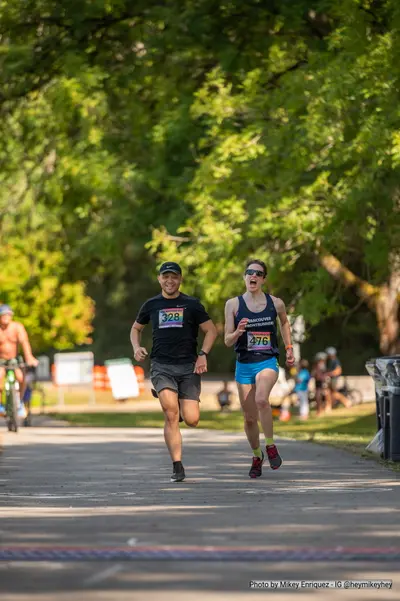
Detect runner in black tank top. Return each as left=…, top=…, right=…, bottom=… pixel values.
left=234, top=293, right=279, bottom=364
left=224, top=259, right=295, bottom=478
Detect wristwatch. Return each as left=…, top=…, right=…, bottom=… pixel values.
left=198, top=350, right=208, bottom=357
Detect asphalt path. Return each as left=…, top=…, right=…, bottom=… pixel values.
left=1, top=422, right=399, bottom=600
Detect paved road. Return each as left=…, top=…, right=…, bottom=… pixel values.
left=0, top=422, right=399, bottom=600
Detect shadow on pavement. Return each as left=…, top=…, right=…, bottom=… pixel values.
left=1, top=428, right=399, bottom=597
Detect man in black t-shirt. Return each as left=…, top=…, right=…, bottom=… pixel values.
left=130, top=261, right=217, bottom=482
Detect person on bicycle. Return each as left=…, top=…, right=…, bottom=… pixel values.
left=0, top=305, right=39, bottom=416
left=325, top=347, right=352, bottom=410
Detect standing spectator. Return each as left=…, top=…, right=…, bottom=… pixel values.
left=325, top=347, right=352, bottom=410
left=295, top=359, right=311, bottom=420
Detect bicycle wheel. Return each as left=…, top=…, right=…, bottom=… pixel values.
left=7, top=387, right=20, bottom=432
left=348, top=388, right=363, bottom=406
left=5, top=390, right=12, bottom=431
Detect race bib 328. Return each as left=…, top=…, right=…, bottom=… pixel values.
left=159, top=308, right=184, bottom=328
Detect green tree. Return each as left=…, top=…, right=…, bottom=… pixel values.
left=1, top=0, right=399, bottom=363
left=150, top=2, right=400, bottom=355
left=0, top=211, right=94, bottom=350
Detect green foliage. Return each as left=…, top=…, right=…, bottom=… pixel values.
left=0, top=219, right=94, bottom=350
left=149, top=1, right=399, bottom=350
left=1, top=0, right=398, bottom=363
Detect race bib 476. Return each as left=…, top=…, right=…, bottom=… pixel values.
left=247, top=331, right=271, bottom=351
left=159, top=308, right=184, bottom=328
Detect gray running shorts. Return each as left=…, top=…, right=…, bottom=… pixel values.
left=150, top=361, right=201, bottom=401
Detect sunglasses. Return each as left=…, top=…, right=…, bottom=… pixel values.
left=245, top=269, right=265, bottom=277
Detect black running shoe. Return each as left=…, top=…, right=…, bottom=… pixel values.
left=249, top=452, right=264, bottom=478
left=171, top=462, right=185, bottom=482
left=266, top=444, right=282, bottom=470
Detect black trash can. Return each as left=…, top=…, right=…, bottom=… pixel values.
left=376, top=356, right=400, bottom=462
left=365, top=358, right=385, bottom=434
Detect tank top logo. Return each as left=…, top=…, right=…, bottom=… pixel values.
left=159, top=307, right=184, bottom=328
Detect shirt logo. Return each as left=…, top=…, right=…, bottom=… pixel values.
left=159, top=308, right=184, bottom=328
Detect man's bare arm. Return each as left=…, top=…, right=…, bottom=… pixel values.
left=130, top=322, right=148, bottom=362
left=17, top=324, right=38, bottom=366
left=198, top=319, right=218, bottom=354
left=193, top=319, right=218, bottom=375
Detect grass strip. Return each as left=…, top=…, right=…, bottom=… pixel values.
left=48, top=403, right=399, bottom=471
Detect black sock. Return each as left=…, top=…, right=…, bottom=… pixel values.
left=173, top=461, right=182, bottom=469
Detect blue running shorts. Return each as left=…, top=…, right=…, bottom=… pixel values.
left=235, top=357, right=279, bottom=384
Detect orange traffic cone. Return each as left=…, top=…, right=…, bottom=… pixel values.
left=93, top=366, right=105, bottom=391
left=134, top=366, right=145, bottom=393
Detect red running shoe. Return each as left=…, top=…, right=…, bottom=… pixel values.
left=249, top=452, right=264, bottom=478
left=266, top=444, right=282, bottom=470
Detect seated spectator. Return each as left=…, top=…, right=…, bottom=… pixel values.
left=216, top=381, right=233, bottom=412
left=312, top=352, right=328, bottom=416
left=325, top=347, right=352, bottom=410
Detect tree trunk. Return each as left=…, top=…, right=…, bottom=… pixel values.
left=320, top=253, right=400, bottom=356
left=376, top=286, right=400, bottom=355
left=376, top=254, right=400, bottom=355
